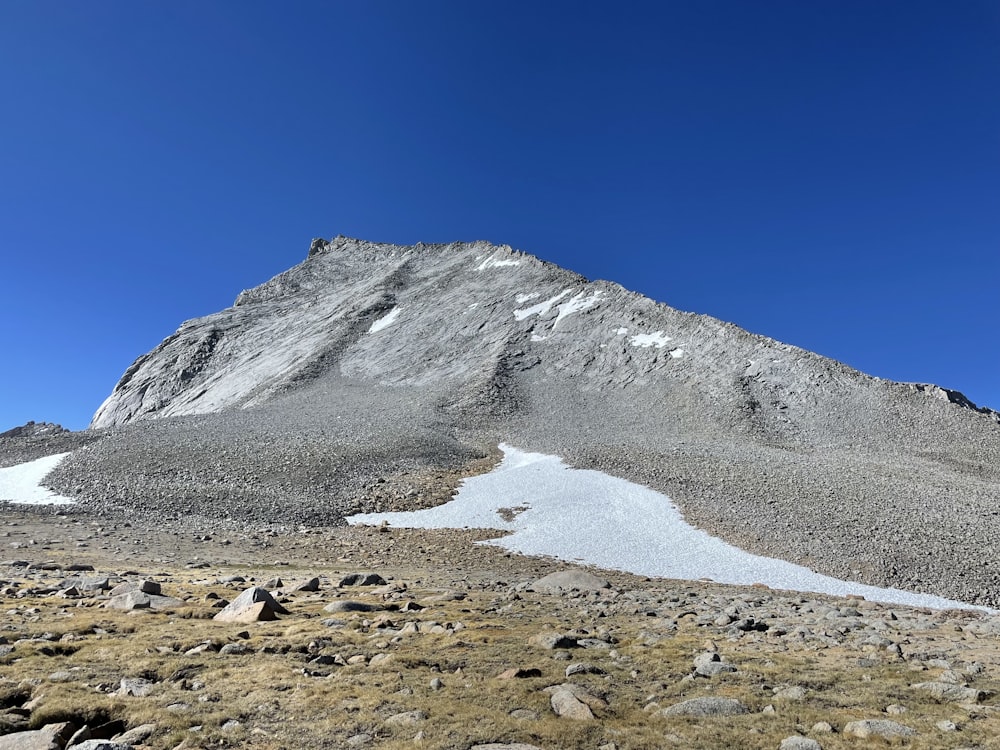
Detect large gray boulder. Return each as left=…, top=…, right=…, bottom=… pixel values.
left=213, top=586, right=289, bottom=623
left=658, top=697, right=749, bottom=717
left=529, top=570, right=610, bottom=594
left=843, top=719, right=916, bottom=739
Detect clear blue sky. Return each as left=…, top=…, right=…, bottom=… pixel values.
left=2, top=2, right=998, bottom=431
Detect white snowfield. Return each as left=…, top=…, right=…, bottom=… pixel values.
left=0, top=453, right=75, bottom=505
left=349, top=444, right=988, bottom=612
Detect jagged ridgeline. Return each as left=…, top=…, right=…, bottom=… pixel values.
left=50, top=237, right=1000, bottom=606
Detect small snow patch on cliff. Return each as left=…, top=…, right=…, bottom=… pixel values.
left=369, top=307, right=401, bottom=333
left=514, top=290, right=570, bottom=321
left=630, top=331, right=671, bottom=348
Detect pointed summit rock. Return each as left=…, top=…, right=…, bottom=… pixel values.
left=214, top=586, right=290, bottom=623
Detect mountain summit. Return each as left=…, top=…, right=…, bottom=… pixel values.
left=52, top=237, right=1000, bottom=605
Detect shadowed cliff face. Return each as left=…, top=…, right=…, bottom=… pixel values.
left=67, top=236, right=1000, bottom=606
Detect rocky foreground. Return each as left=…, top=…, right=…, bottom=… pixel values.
left=2, top=511, right=1000, bottom=750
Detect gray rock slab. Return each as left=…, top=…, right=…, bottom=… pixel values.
left=843, top=719, right=916, bottom=739
left=529, top=570, right=611, bottom=594
left=779, top=737, right=822, bottom=750
left=658, top=697, right=749, bottom=717
left=0, top=722, right=74, bottom=750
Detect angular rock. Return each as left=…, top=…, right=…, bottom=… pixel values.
left=693, top=652, right=737, bottom=677
left=544, top=682, right=607, bottom=717
left=107, top=591, right=151, bottom=610
left=529, top=632, right=578, bottom=650
left=117, top=677, right=154, bottom=697
left=549, top=687, right=595, bottom=720
left=0, top=722, right=74, bottom=750
left=338, top=573, right=386, bottom=587
left=913, top=681, right=988, bottom=703
left=565, top=663, right=605, bottom=677
left=109, top=580, right=160, bottom=597
left=112, top=723, right=156, bottom=744
left=529, top=570, right=610, bottom=594
left=843, top=719, right=916, bottom=739
left=213, top=586, right=288, bottom=623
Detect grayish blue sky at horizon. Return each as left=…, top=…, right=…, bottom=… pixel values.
left=2, top=1, right=998, bottom=431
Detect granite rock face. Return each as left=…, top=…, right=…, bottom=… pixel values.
left=35, top=237, right=1000, bottom=605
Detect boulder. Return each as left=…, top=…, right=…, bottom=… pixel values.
left=117, top=677, right=154, bottom=697
left=529, top=570, right=610, bottom=594
left=913, top=681, right=988, bottom=703
left=0, top=722, right=74, bottom=750
left=107, top=591, right=150, bottom=611
left=779, top=737, right=822, bottom=750
left=658, top=697, right=749, bottom=717
left=213, top=586, right=289, bottom=623
left=843, top=719, right=916, bottom=739
left=549, top=688, right=595, bottom=720
left=338, top=573, right=386, bottom=587
left=529, top=632, right=578, bottom=650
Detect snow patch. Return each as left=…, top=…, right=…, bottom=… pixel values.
left=669, top=348, right=684, bottom=359
left=348, top=444, right=986, bottom=612
left=530, top=334, right=547, bottom=342
left=630, top=331, right=671, bottom=348
left=0, top=453, right=75, bottom=505
left=515, top=293, right=539, bottom=304
left=369, top=307, right=401, bottom=333
left=553, top=290, right=603, bottom=329
left=615, top=327, right=628, bottom=335
left=477, top=256, right=521, bottom=271
left=514, top=290, right=570, bottom=321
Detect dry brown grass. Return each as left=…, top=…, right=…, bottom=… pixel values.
left=3, top=532, right=1000, bottom=749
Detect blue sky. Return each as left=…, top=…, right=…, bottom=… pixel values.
left=2, top=2, right=997, bottom=431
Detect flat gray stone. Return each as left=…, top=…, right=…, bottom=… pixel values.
left=779, top=737, right=822, bottom=750
left=843, top=719, right=916, bottom=739
left=913, top=681, right=988, bottom=703
left=658, top=697, right=749, bottom=717
left=529, top=570, right=610, bottom=594
left=384, top=710, right=427, bottom=725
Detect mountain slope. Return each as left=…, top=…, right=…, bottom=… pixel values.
left=51, top=237, right=1000, bottom=605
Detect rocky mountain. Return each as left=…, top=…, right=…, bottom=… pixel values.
left=45, top=237, right=1000, bottom=606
